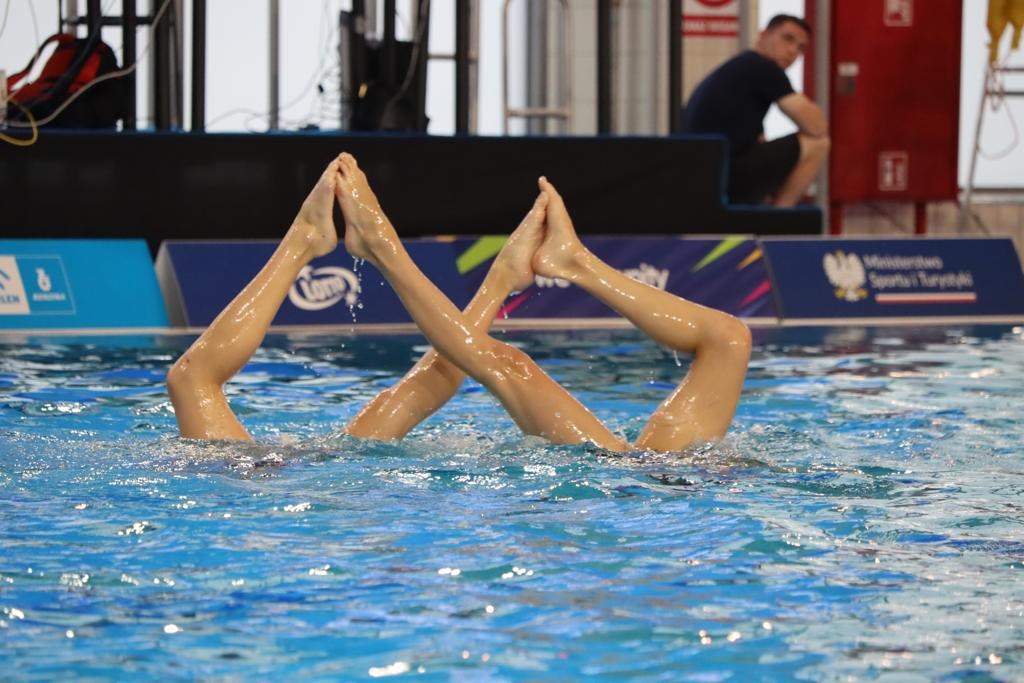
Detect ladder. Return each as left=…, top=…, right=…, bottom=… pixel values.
left=961, top=62, right=1024, bottom=228
left=502, top=0, right=573, bottom=134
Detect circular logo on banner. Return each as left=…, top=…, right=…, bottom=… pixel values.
left=695, top=0, right=734, bottom=7
left=289, top=265, right=360, bottom=311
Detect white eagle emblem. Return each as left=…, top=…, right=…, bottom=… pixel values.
left=822, top=250, right=868, bottom=302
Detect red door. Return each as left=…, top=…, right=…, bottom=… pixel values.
left=829, top=0, right=962, bottom=203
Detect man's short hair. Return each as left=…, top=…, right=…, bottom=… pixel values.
left=766, top=14, right=812, bottom=36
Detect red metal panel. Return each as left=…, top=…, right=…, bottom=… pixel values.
left=829, top=0, right=962, bottom=203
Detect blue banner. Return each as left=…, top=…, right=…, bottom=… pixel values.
left=762, top=238, right=1024, bottom=320
left=158, top=237, right=774, bottom=328
left=157, top=240, right=466, bottom=327
left=453, top=236, right=776, bottom=321
left=0, top=240, right=168, bottom=330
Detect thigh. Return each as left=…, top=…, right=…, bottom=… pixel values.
left=728, top=134, right=801, bottom=203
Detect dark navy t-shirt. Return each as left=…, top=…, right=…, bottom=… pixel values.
left=686, top=51, right=794, bottom=157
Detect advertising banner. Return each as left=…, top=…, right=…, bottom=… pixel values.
left=157, top=240, right=466, bottom=327
left=762, top=237, right=1024, bottom=321
left=0, top=239, right=168, bottom=330
left=454, top=236, right=775, bottom=322
left=157, top=237, right=775, bottom=328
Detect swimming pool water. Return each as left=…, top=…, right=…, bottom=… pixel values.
left=1, top=326, right=1022, bottom=680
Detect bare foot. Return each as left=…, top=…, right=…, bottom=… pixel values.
left=334, top=153, right=399, bottom=266
left=290, top=158, right=341, bottom=258
left=492, top=192, right=548, bottom=292
left=533, top=177, right=590, bottom=282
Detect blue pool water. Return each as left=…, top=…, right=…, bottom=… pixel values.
left=1, top=326, right=1022, bottom=680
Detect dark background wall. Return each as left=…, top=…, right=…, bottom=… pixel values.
left=1, top=131, right=820, bottom=252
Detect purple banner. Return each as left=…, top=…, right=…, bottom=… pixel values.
left=157, top=237, right=774, bottom=328
left=453, top=236, right=775, bottom=321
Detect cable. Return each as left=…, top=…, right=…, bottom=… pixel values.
left=6, top=0, right=175, bottom=129
left=0, top=99, right=39, bottom=146
left=206, top=0, right=344, bottom=131
left=0, top=0, right=12, bottom=44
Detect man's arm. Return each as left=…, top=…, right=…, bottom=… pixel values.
left=777, top=93, right=828, bottom=138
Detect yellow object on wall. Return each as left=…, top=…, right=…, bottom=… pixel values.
left=989, top=0, right=1024, bottom=63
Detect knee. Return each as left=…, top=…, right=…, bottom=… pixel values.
left=166, top=354, right=199, bottom=399
left=473, top=339, right=539, bottom=389
left=803, top=134, right=831, bottom=159
left=707, top=314, right=752, bottom=360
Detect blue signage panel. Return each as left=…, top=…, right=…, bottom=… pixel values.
left=0, top=240, right=168, bottom=330
left=158, top=237, right=774, bottom=328
left=453, top=236, right=776, bottom=321
left=158, top=240, right=467, bottom=327
left=762, top=238, right=1024, bottom=320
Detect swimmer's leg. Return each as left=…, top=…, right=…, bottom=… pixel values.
left=533, top=178, right=751, bottom=451
left=166, top=158, right=341, bottom=441
left=335, top=153, right=626, bottom=450
left=344, top=195, right=548, bottom=440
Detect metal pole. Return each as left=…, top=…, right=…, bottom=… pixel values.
left=65, top=0, right=78, bottom=32
left=526, top=1, right=548, bottom=135
left=814, top=0, right=831, bottom=233
left=961, top=65, right=989, bottom=230
left=87, top=0, right=102, bottom=34
left=153, top=0, right=171, bottom=128
left=190, top=0, right=205, bottom=131
left=669, top=0, right=681, bottom=133
left=123, top=0, right=137, bottom=130
left=383, top=0, right=396, bottom=86
left=455, top=0, right=471, bottom=133
left=269, top=0, right=280, bottom=130
left=597, top=0, right=612, bottom=134
left=737, top=0, right=754, bottom=50
left=414, top=0, right=431, bottom=132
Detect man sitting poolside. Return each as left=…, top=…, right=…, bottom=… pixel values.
left=685, top=14, right=830, bottom=207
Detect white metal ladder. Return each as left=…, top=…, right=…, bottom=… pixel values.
left=502, top=0, right=574, bottom=134
left=961, top=62, right=1024, bottom=228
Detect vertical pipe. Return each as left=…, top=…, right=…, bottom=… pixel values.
left=961, top=65, right=989, bottom=230
left=737, top=0, right=754, bottom=50
left=269, top=0, right=280, bottom=130
left=526, top=1, right=548, bottom=135
left=191, top=0, right=205, bottom=131
left=597, top=0, right=612, bottom=134
left=414, top=0, right=431, bottom=132
left=172, top=0, right=184, bottom=128
left=669, top=0, right=681, bottom=133
left=814, top=0, right=831, bottom=234
left=87, top=0, right=102, bottom=34
left=65, top=0, right=79, bottom=33
left=383, top=0, right=396, bottom=86
left=123, top=0, right=137, bottom=130
left=455, top=0, right=470, bottom=133
left=153, top=0, right=171, bottom=129
left=914, top=202, right=927, bottom=235
left=348, top=0, right=367, bottom=130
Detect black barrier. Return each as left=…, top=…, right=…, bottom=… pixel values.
left=0, top=131, right=821, bottom=254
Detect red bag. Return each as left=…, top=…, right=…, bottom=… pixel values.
left=7, top=33, right=128, bottom=128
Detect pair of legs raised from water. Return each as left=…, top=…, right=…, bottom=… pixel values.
left=167, top=154, right=752, bottom=452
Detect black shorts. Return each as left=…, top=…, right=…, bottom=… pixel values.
left=727, top=133, right=801, bottom=204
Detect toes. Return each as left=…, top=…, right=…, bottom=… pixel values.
left=340, top=153, right=358, bottom=173
left=338, top=153, right=355, bottom=176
